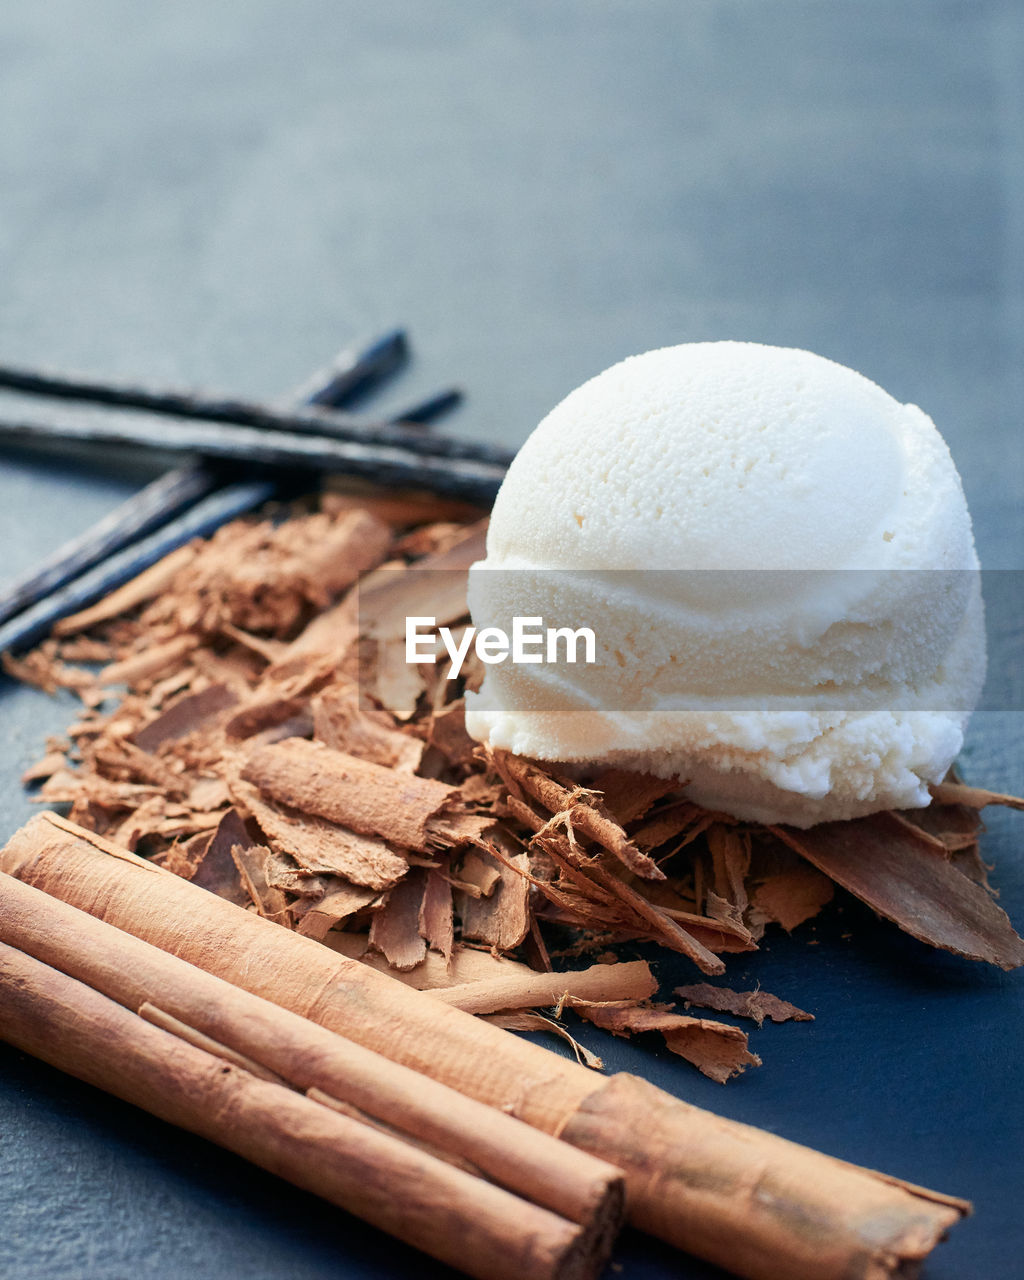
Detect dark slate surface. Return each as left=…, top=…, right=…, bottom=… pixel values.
left=0, top=3, right=1021, bottom=1278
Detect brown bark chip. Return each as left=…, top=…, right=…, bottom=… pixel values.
left=230, top=779, right=408, bottom=892
left=459, top=832, right=531, bottom=952
left=369, top=870, right=429, bottom=971
left=675, top=983, right=813, bottom=1026
left=773, top=812, right=1024, bottom=969
left=419, top=867, right=455, bottom=961
left=751, top=864, right=835, bottom=933
left=242, top=740, right=453, bottom=851
left=132, top=684, right=238, bottom=753
left=189, top=809, right=253, bottom=907
left=231, top=843, right=290, bottom=920
left=584, top=1003, right=761, bottom=1084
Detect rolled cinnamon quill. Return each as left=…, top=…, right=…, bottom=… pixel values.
left=1, top=812, right=969, bottom=1280
left=0, top=942, right=601, bottom=1280
left=0, top=869, right=623, bottom=1248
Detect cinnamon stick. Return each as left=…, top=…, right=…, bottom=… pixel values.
left=0, top=870, right=622, bottom=1245
left=429, top=958, right=657, bottom=1016
left=0, top=941, right=603, bottom=1280
left=1, top=812, right=969, bottom=1280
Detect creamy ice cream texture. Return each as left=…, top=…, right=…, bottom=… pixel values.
left=465, top=342, right=986, bottom=826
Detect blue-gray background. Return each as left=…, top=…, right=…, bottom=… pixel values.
left=1, top=3, right=1021, bottom=1278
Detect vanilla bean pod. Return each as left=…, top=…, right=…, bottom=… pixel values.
left=0, top=407, right=507, bottom=495
left=287, top=328, right=408, bottom=407
left=0, top=461, right=218, bottom=629
left=0, top=477, right=279, bottom=654
left=0, top=362, right=505, bottom=465
left=0, top=334, right=471, bottom=647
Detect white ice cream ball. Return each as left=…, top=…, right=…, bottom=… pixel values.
left=466, top=342, right=985, bottom=826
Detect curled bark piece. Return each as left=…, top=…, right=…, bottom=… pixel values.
left=231, top=779, right=407, bottom=892
left=230, top=843, right=289, bottom=921
left=489, top=750, right=665, bottom=881
left=190, top=808, right=253, bottom=906
left=295, top=883, right=378, bottom=941
left=356, top=521, right=487, bottom=641
left=751, top=863, right=835, bottom=933
left=459, top=831, right=530, bottom=951
left=313, top=685, right=424, bottom=773
left=53, top=544, right=198, bottom=635
left=102, top=634, right=200, bottom=687
left=583, top=1003, right=761, bottom=1084
left=517, top=819, right=725, bottom=976
left=675, top=983, right=813, bottom=1027
left=242, top=739, right=453, bottom=851
left=929, top=781, right=1024, bottom=811
left=369, top=871, right=429, bottom=971
left=587, top=769, right=682, bottom=826
left=418, top=868, right=454, bottom=961
left=773, top=812, right=1024, bottom=970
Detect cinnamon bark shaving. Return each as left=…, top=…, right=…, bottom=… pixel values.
left=21, top=752, right=70, bottom=785
left=930, top=780, right=1024, bottom=811
left=707, top=824, right=751, bottom=914
left=751, top=864, right=835, bottom=934
left=242, top=739, right=479, bottom=854
left=369, top=870, right=428, bottom=971
left=773, top=812, right=1024, bottom=969
left=356, top=521, right=487, bottom=641
left=365, top=638, right=426, bottom=721
left=675, top=983, right=813, bottom=1026
left=456, top=850, right=502, bottom=899
left=53, top=544, right=198, bottom=635
left=488, top=749, right=665, bottom=881
left=459, top=831, right=530, bottom=952
left=3, top=645, right=105, bottom=705
left=267, top=592, right=360, bottom=675
left=100, top=634, right=201, bottom=688
left=584, top=1003, right=760, bottom=1084
left=897, top=800, right=983, bottom=855
left=419, top=868, right=454, bottom=961
left=230, top=778, right=407, bottom=891
left=427, top=700, right=478, bottom=771
left=231, top=843, right=289, bottom=921
left=502, top=804, right=724, bottom=974
left=313, top=685, right=423, bottom=773
left=132, top=684, right=238, bottom=753
left=587, top=769, right=682, bottom=826
left=294, top=883, right=380, bottom=941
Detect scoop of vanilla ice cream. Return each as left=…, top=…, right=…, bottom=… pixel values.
left=465, top=342, right=985, bottom=826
